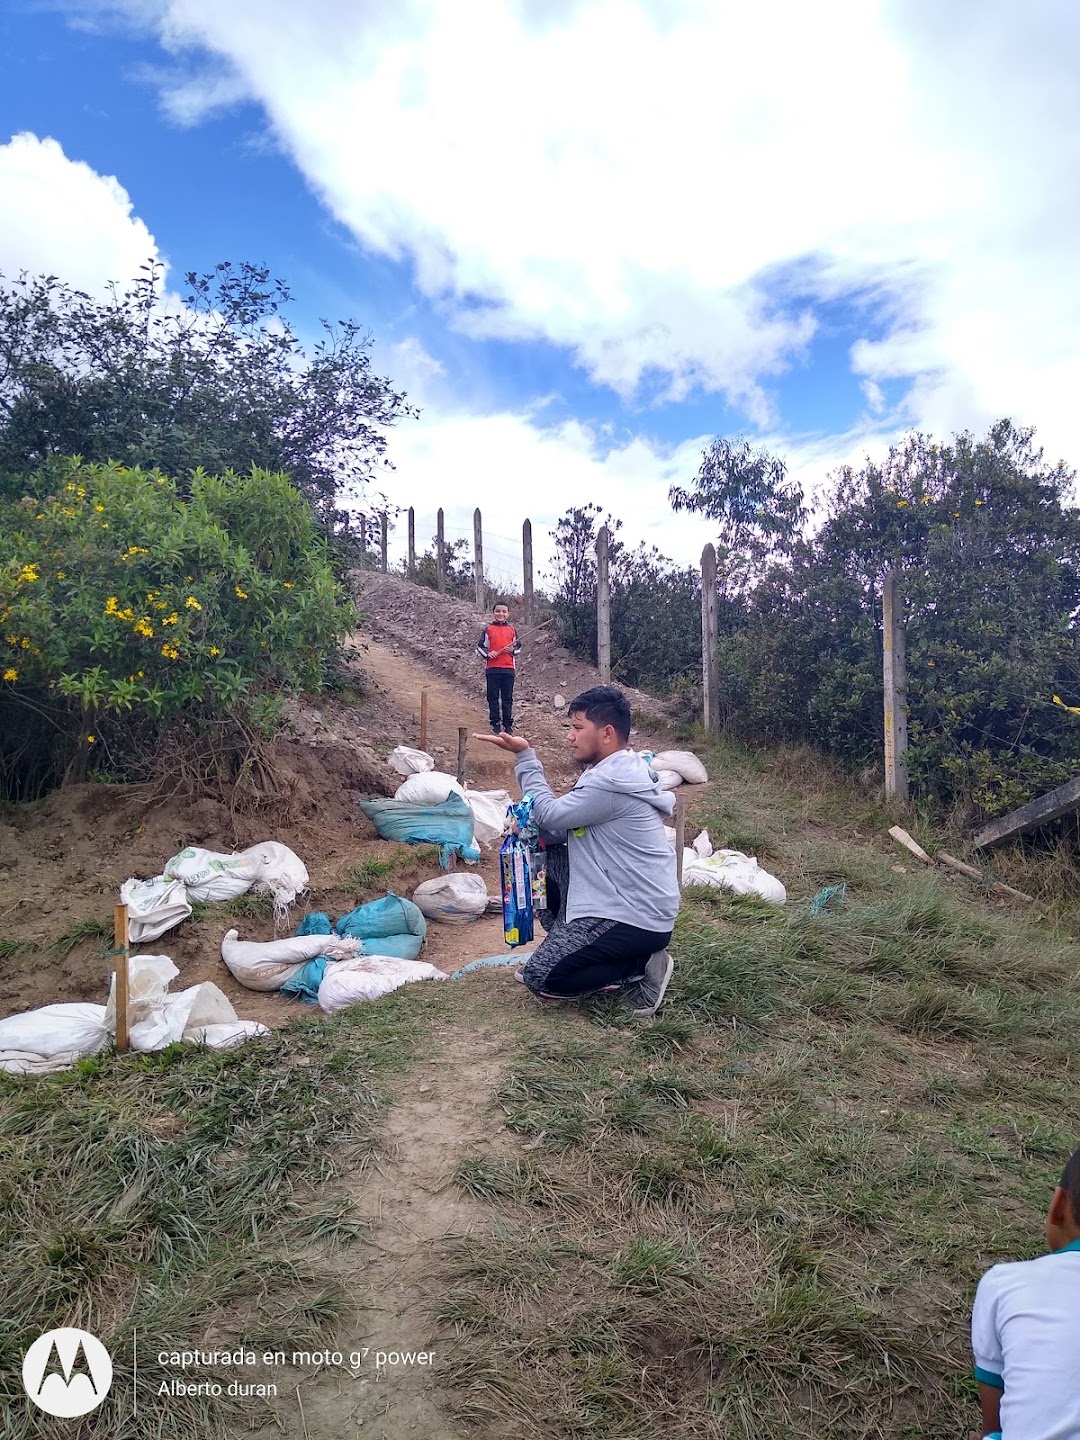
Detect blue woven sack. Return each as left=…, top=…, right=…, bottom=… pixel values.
left=357, top=793, right=481, bottom=868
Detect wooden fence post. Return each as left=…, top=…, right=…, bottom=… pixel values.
left=113, top=903, right=129, bottom=1054
left=674, top=791, right=687, bottom=889
left=357, top=512, right=367, bottom=562
left=596, top=525, right=611, bottom=682
left=883, top=569, right=909, bottom=802
left=457, top=726, right=467, bottom=787
left=419, top=687, right=429, bottom=752
left=436, top=509, right=446, bottom=594
left=522, top=519, right=534, bottom=623
left=379, top=512, right=388, bottom=573
left=473, top=508, right=485, bottom=609
left=407, top=507, right=415, bottom=579
left=701, top=543, right=720, bottom=731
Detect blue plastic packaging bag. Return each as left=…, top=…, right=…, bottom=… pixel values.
left=500, top=795, right=547, bottom=947
left=357, top=793, right=481, bottom=868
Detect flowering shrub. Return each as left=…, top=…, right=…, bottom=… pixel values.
left=0, top=459, right=356, bottom=795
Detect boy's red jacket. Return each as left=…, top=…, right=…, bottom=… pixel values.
left=476, top=622, right=521, bottom=670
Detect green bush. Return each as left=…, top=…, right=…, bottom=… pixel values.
left=0, top=459, right=356, bottom=798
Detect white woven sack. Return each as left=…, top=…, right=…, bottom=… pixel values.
left=389, top=746, right=435, bottom=776
left=241, top=841, right=309, bottom=908
left=317, top=955, right=448, bottom=1012
left=394, top=771, right=465, bottom=805
left=165, top=846, right=257, bottom=903
left=682, top=850, right=786, bottom=905
left=186, top=1020, right=270, bottom=1048
left=462, top=789, right=510, bottom=845
left=0, top=1002, right=109, bottom=1074
left=656, top=769, right=683, bottom=791
left=221, top=928, right=360, bottom=991
left=120, top=875, right=192, bottom=943
left=651, top=750, right=709, bottom=785
left=413, top=873, right=488, bottom=925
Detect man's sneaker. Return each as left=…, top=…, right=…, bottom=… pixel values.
left=628, top=950, right=674, bottom=1018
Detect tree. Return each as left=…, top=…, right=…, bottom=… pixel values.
left=669, top=435, right=806, bottom=589
left=0, top=262, right=418, bottom=531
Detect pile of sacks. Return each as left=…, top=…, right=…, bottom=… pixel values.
left=0, top=956, right=268, bottom=1075
left=388, top=746, right=510, bottom=846
left=666, top=827, right=787, bottom=905
left=120, top=841, right=310, bottom=943
left=645, top=749, right=709, bottom=791
left=222, top=893, right=447, bottom=1012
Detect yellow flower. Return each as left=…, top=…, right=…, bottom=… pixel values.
left=105, top=596, right=120, bottom=615
left=2, top=668, right=16, bottom=682
left=162, top=613, right=179, bottom=626
left=974, top=499, right=984, bottom=506
left=184, top=596, right=201, bottom=610
left=235, top=586, right=248, bottom=599
left=94, top=504, right=104, bottom=513
left=896, top=500, right=908, bottom=508
left=137, top=670, right=144, bottom=678
left=209, top=646, right=221, bottom=656
left=283, top=582, right=293, bottom=589
left=56, top=571, right=66, bottom=580
left=134, top=618, right=155, bottom=639
left=160, top=642, right=180, bottom=660
left=16, top=565, right=39, bottom=584
left=20, top=638, right=30, bottom=649
left=86, top=734, right=96, bottom=744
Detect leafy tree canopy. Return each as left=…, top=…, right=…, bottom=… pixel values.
left=0, top=262, right=417, bottom=528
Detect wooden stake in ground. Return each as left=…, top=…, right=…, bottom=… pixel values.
left=419, top=687, right=429, bottom=752
left=407, top=506, right=416, bottom=579
left=436, top=509, right=446, bottom=594
left=701, top=543, right=720, bottom=732
left=882, top=570, right=909, bottom=802
left=456, top=726, right=467, bottom=787
left=522, top=519, right=534, bottom=623
left=379, top=511, right=388, bottom=572
left=596, top=525, right=611, bottom=683
left=113, top=902, right=130, bottom=1054
left=674, top=790, right=687, bottom=888
left=473, top=508, right=485, bottom=609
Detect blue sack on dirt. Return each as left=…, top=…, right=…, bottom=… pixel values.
left=357, top=793, right=481, bottom=868
left=361, top=933, right=425, bottom=961
left=296, top=912, right=333, bottom=936
left=335, top=893, right=427, bottom=941
left=281, top=956, right=331, bottom=1004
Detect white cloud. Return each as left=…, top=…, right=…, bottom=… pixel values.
left=0, top=133, right=162, bottom=293
left=76, top=0, right=1080, bottom=469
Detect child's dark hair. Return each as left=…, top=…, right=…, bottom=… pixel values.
left=493, top=599, right=510, bottom=610
left=567, top=685, right=632, bottom=742
left=1062, top=1145, right=1080, bottom=1218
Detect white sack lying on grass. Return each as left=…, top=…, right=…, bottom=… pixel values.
left=221, top=928, right=361, bottom=991
left=413, top=872, right=488, bottom=925
left=682, top=850, right=786, bottom=905
left=186, top=1021, right=269, bottom=1048
left=657, top=770, right=684, bottom=791
left=394, top=771, right=464, bottom=805
left=317, top=955, right=448, bottom=1012
left=164, top=842, right=309, bottom=908
left=105, top=956, right=242, bottom=1052
left=119, top=875, right=192, bottom=944
left=0, top=1002, right=109, bottom=1074
left=651, top=750, right=709, bottom=785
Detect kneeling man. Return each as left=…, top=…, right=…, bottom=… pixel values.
left=476, top=685, right=678, bottom=1016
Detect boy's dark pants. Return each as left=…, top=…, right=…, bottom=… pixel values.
left=486, top=668, right=515, bottom=732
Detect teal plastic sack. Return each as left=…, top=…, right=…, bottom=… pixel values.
left=361, top=933, right=424, bottom=961
left=335, top=893, right=427, bottom=941
left=281, top=956, right=331, bottom=1004
left=357, top=794, right=480, bottom=868
left=296, top=912, right=333, bottom=936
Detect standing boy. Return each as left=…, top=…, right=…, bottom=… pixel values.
left=476, top=601, right=521, bottom=735
left=971, top=1142, right=1080, bottom=1440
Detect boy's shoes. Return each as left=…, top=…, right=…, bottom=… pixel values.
left=628, top=950, right=674, bottom=1018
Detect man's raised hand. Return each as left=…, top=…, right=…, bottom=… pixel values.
left=473, top=732, right=530, bottom=754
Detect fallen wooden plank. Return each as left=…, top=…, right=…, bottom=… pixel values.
left=936, top=850, right=983, bottom=881
left=973, top=774, right=1080, bottom=849
left=889, top=826, right=932, bottom=863
left=889, top=829, right=1035, bottom=904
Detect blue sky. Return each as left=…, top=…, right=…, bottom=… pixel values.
left=2, top=0, right=1078, bottom=583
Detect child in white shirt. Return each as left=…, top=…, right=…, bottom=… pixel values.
left=971, top=1144, right=1080, bottom=1440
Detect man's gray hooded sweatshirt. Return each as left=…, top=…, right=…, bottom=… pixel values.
left=514, top=747, right=680, bottom=933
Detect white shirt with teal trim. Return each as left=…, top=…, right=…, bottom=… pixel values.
left=971, top=1237, right=1080, bottom=1440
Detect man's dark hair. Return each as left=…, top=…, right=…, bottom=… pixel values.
left=567, top=685, right=632, bottom=743
left=1061, top=1145, right=1080, bottom=1219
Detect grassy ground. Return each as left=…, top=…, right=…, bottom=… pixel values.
left=0, top=990, right=430, bottom=1439
left=439, top=733, right=1080, bottom=1439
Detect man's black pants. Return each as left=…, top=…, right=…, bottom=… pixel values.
left=486, top=668, right=515, bottom=732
